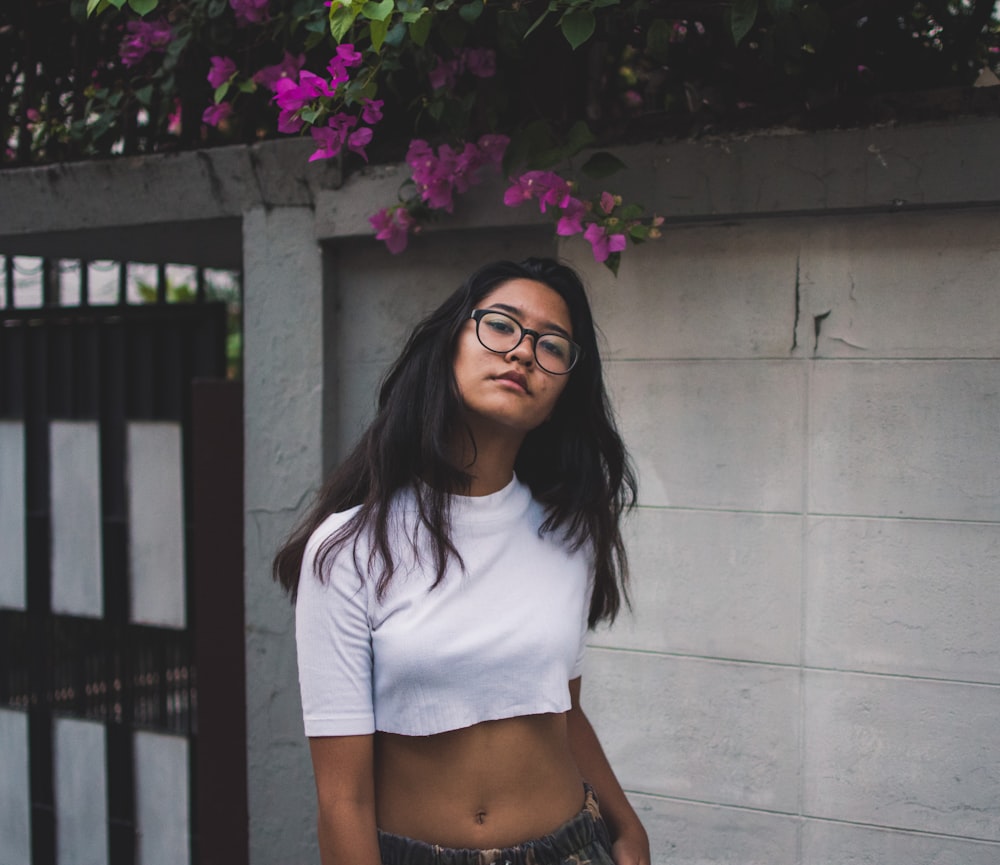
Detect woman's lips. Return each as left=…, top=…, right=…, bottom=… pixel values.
left=495, top=371, right=529, bottom=392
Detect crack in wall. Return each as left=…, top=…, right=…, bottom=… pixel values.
left=813, top=309, right=831, bottom=354
left=790, top=253, right=801, bottom=353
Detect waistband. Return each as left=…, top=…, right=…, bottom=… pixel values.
left=377, top=783, right=610, bottom=865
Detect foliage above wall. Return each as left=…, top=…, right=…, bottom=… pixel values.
left=3, top=0, right=998, bottom=270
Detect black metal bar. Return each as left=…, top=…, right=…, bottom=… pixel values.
left=117, top=262, right=127, bottom=306
left=80, top=260, right=90, bottom=308
left=4, top=255, right=14, bottom=308
left=156, top=263, right=168, bottom=305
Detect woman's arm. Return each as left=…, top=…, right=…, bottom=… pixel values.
left=308, top=734, right=383, bottom=865
left=567, top=677, right=651, bottom=865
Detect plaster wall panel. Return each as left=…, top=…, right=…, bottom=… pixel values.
left=796, top=211, right=1000, bottom=359
left=50, top=420, right=103, bottom=618
left=583, top=649, right=800, bottom=812
left=594, top=508, right=801, bottom=665
left=805, top=516, right=1000, bottom=682
left=134, top=731, right=189, bottom=865
left=243, top=206, right=327, bottom=865
left=803, top=818, right=1000, bottom=865
left=608, top=360, right=805, bottom=512
left=0, top=709, right=30, bottom=865
left=54, top=717, right=108, bottom=865
left=809, top=361, right=1000, bottom=521
left=0, top=421, right=26, bottom=610
left=803, top=670, right=1000, bottom=841
left=630, top=792, right=800, bottom=865
left=573, top=222, right=800, bottom=361
left=127, top=421, right=186, bottom=629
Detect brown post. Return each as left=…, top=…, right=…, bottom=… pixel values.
left=191, top=379, right=247, bottom=865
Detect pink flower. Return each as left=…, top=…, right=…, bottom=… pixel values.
left=208, top=56, right=238, bottom=89
left=361, top=98, right=384, bottom=125
left=119, top=19, right=173, bottom=67
left=370, top=206, right=415, bottom=254
left=308, top=112, right=358, bottom=162
left=253, top=52, right=306, bottom=92
left=230, top=0, right=269, bottom=25
left=26, top=108, right=41, bottom=123
left=327, top=44, right=363, bottom=87
left=167, top=99, right=182, bottom=135
left=274, top=70, right=336, bottom=113
left=347, top=127, right=373, bottom=161
left=599, top=191, right=616, bottom=215
left=503, top=171, right=572, bottom=213
left=428, top=56, right=457, bottom=90
left=477, top=134, right=509, bottom=165
left=583, top=224, right=626, bottom=263
left=556, top=198, right=587, bottom=236
left=202, top=102, right=233, bottom=127
left=463, top=48, right=496, bottom=78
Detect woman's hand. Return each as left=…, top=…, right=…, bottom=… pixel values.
left=610, top=821, right=651, bottom=865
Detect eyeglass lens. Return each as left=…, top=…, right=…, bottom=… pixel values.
left=475, top=310, right=577, bottom=374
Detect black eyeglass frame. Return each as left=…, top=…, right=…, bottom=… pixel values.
left=469, top=309, right=582, bottom=375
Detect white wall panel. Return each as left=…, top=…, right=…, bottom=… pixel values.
left=804, top=670, right=1000, bottom=841
left=597, top=508, right=802, bottom=665
left=803, top=818, right=1000, bottom=865
left=632, top=792, right=800, bottom=865
left=50, top=421, right=103, bottom=618
left=128, top=422, right=186, bottom=628
left=608, top=360, right=806, bottom=512
left=584, top=649, right=801, bottom=812
left=805, top=517, right=1000, bottom=682
left=810, top=361, right=1000, bottom=521
left=0, top=709, right=31, bottom=865
left=0, top=421, right=27, bottom=610
left=54, top=717, right=108, bottom=865
left=134, top=731, right=190, bottom=865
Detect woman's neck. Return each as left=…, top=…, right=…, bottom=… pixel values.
left=452, top=420, right=524, bottom=497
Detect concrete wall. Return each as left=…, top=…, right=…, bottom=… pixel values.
left=2, top=117, right=999, bottom=865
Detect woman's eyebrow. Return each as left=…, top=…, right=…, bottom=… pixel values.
left=487, top=302, right=572, bottom=338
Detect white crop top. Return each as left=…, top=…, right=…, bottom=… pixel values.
left=295, top=476, right=593, bottom=737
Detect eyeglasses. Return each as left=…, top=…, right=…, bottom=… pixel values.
left=469, top=309, right=581, bottom=375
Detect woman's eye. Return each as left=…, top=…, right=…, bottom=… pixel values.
left=486, top=317, right=516, bottom=335
left=539, top=337, right=568, bottom=360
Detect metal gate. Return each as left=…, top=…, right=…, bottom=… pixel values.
left=0, top=259, right=247, bottom=865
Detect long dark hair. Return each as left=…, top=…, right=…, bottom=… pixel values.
left=273, top=257, right=637, bottom=627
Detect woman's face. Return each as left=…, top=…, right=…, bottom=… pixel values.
left=453, top=278, right=574, bottom=438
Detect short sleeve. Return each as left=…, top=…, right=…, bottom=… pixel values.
left=570, top=570, right=594, bottom=679
left=295, top=522, right=375, bottom=736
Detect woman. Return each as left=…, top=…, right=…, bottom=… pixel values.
left=274, top=257, right=650, bottom=865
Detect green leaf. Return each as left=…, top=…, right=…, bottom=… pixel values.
left=459, top=0, right=484, bottom=23
left=523, top=7, right=551, bottom=39
left=108, top=0, right=127, bottom=8
left=628, top=223, right=650, bottom=242
left=300, top=107, right=321, bottom=124
left=86, top=0, right=110, bottom=16
left=619, top=203, right=644, bottom=221
left=238, top=80, right=257, bottom=94
left=134, top=84, right=154, bottom=106
left=730, top=0, right=758, bottom=45
left=214, top=82, right=231, bottom=102
left=580, top=151, right=627, bottom=179
left=384, top=19, right=408, bottom=46
left=370, top=17, right=390, bottom=50
left=765, top=0, right=795, bottom=16
left=560, top=8, right=596, bottom=50
left=361, top=0, right=394, bottom=21
left=408, top=12, right=432, bottom=46
left=565, top=120, right=595, bottom=155
left=329, top=6, right=358, bottom=41
left=127, top=0, right=158, bottom=14
left=603, top=251, right=622, bottom=277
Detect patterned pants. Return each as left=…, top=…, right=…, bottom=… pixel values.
left=377, top=784, right=615, bottom=865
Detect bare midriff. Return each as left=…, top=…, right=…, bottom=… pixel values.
left=373, top=712, right=585, bottom=849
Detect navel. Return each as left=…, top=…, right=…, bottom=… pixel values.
left=475, top=808, right=487, bottom=825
